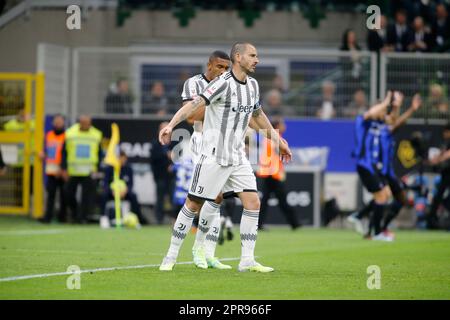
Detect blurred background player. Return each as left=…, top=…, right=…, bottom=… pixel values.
left=180, top=50, right=232, bottom=270
left=427, top=124, right=450, bottom=229
left=39, top=114, right=67, bottom=223
left=172, top=141, right=194, bottom=225
left=348, top=93, right=423, bottom=237
left=378, top=93, right=423, bottom=235
left=100, top=150, right=147, bottom=227
left=350, top=91, right=394, bottom=241
left=150, top=121, right=175, bottom=225
left=61, top=115, right=103, bottom=224
left=257, top=116, right=300, bottom=230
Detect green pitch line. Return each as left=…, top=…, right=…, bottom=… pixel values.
left=0, top=216, right=449, bottom=300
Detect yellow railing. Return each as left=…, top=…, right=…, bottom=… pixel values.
left=0, top=73, right=45, bottom=218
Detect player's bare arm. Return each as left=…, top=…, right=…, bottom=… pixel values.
left=363, top=90, right=392, bottom=120
left=185, top=100, right=205, bottom=124
left=389, top=91, right=404, bottom=123
left=391, top=93, right=422, bottom=132
left=159, top=96, right=206, bottom=145
left=251, top=108, right=292, bottom=163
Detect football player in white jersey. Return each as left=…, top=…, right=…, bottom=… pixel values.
left=182, top=51, right=233, bottom=270
left=159, top=42, right=292, bottom=273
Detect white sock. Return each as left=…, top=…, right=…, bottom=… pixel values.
left=225, top=216, right=233, bottom=228
left=205, top=214, right=221, bottom=259
left=193, top=201, right=220, bottom=251
left=240, top=209, right=259, bottom=263
left=166, top=205, right=197, bottom=260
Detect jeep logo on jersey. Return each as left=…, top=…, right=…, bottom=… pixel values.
left=232, top=102, right=255, bottom=114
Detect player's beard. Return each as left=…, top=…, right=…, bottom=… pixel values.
left=242, top=63, right=255, bottom=74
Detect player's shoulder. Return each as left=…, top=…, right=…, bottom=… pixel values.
left=185, top=73, right=203, bottom=84
left=221, top=71, right=233, bottom=82
left=206, top=72, right=231, bottom=87
left=247, top=76, right=259, bottom=87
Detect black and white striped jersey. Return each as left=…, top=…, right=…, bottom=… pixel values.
left=199, top=70, right=261, bottom=166
left=181, top=73, right=210, bottom=102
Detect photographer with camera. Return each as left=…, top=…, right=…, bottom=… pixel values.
left=427, top=124, right=450, bottom=230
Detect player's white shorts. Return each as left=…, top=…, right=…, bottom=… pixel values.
left=189, top=131, right=203, bottom=163
left=188, top=154, right=257, bottom=201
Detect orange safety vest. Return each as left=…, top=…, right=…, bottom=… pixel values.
left=257, top=137, right=285, bottom=181
left=45, top=130, right=65, bottom=175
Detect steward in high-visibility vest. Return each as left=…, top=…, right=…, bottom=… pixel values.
left=40, top=115, right=67, bottom=223
left=3, top=109, right=35, bottom=206
left=3, top=109, right=35, bottom=167
left=256, top=116, right=300, bottom=230
left=45, top=129, right=65, bottom=175
left=61, top=115, right=103, bottom=223
left=62, top=121, right=102, bottom=177
left=257, top=135, right=286, bottom=182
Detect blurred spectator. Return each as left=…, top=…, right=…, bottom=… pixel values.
left=105, top=78, right=133, bottom=114
left=387, top=9, right=412, bottom=52
left=315, top=81, right=339, bottom=120
left=142, top=81, right=170, bottom=115
left=271, top=74, right=288, bottom=94
left=100, top=150, right=148, bottom=225
left=62, top=115, right=103, bottom=224
left=342, top=89, right=368, bottom=118
left=340, top=29, right=363, bottom=93
left=40, top=115, right=67, bottom=223
left=432, top=4, right=450, bottom=52
left=425, top=84, right=449, bottom=118
left=407, top=16, right=435, bottom=52
left=367, top=15, right=391, bottom=52
left=150, top=122, right=175, bottom=224
left=264, top=89, right=297, bottom=117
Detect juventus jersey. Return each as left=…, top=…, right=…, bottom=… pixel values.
left=181, top=73, right=210, bottom=102
left=181, top=73, right=211, bottom=155
left=199, top=70, right=261, bottom=166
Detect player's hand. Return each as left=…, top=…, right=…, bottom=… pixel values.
left=411, top=93, right=422, bottom=111
left=279, top=138, right=292, bottom=163
left=159, top=124, right=173, bottom=145
left=0, top=167, right=6, bottom=176
left=392, top=91, right=404, bottom=108
left=383, top=90, right=393, bottom=106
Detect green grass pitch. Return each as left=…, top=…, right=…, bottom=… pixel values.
left=0, top=216, right=449, bottom=300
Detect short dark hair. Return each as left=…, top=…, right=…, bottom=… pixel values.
left=395, top=8, right=408, bottom=17
left=119, top=150, right=127, bottom=157
left=230, top=42, right=251, bottom=63
left=209, top=50, right=230, bottom=62
left=53, top=114, right=65, bottom=120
